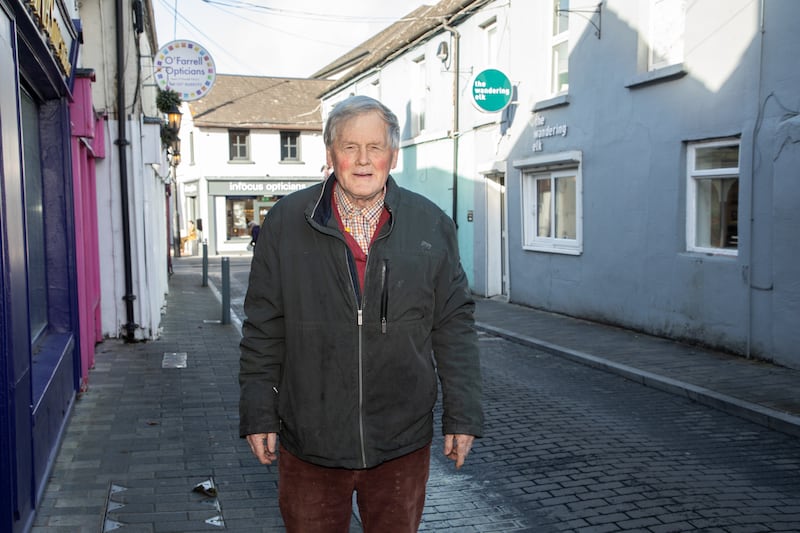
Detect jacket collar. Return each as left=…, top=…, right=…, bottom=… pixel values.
left=308, top=174, right=398, bottom=226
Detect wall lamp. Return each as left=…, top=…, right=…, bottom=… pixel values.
left=166, top=104, right=182, bottom=133
left=436, top=41, right=449, bottom=64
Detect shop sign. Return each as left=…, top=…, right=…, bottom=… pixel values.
left=155, top=40, right=216, bottom=101
left=25, top=0, right=75, bottom=76
left=208, top=180, right=321, bottom=196
left=471, top=69, right=513, bottom=113
left=532, top=114, right=568, bottom=152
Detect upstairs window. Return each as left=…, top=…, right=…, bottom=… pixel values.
left=481, top=17, right=498, bottom=65
left=280, top=131, right=300, bottom=161
left=411, top=55, right=427, bottom=136
left=229, top=129, right=250, bottom=161
left=686, top=140, right=739, bottom=255
left=649, top=0, right=686, bottom=70
left=551, top=0, right=569, bottom=94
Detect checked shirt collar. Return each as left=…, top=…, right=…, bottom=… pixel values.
left=334, top=182, right=385, bottom=255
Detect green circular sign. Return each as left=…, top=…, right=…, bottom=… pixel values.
left=471, top=69, right=512, bottom=112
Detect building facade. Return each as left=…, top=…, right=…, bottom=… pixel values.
left=175, top=75, right=333, bottom=256
left=79, top=0, right=168, bottom=342
left=1, top=1, right=166, bottom=530
left=1, top=1, right=83, bottom=531
left=319, top=0, right=800, bottom=369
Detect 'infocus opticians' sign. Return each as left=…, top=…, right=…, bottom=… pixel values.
left=208, top=180, right=321, bottom=196
left=471, top=69, right=513, bottom=113
left=155, top=40, right=216, bottom=101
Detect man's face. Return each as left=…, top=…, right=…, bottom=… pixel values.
left=327, top=111, right=399, bottom=209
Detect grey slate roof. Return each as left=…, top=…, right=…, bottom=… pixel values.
left=310, top=0, right=491, bottom=93
left=187, top=74, right=334, bottom=130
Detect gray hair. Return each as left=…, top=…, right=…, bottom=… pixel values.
left=324, top=95, right=400, bottom=150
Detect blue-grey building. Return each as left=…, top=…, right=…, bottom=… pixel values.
left=317, top=0, right=800, bottom=369
left=503, top=0, right=800, bottom=369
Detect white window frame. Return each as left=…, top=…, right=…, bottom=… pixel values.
left=517, top=151, right=582, bottom=255
left=412, top=55, right=427, bottom=136
left=280, top=131, right=301, bottom=162
left=229, top=129, right=250, bottom=161
left=550, top=0, right=569, bottom=95
left=648, top=0, right=685, bottom=70
left=481, top=17, right=498, bottom=66
left=686, top=139, right=740, bottom=257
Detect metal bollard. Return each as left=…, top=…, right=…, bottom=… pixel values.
left=221, top=257, right=231, bottom=325
left=201, top=241, right=208, bottom=287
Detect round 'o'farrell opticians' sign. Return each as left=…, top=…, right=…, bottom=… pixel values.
left=471, top=68, right=513, bottom=113
left=155, top=40, right=216, bottom=101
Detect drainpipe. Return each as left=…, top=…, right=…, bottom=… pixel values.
left=443, top=21, right=460, bottom=227
left=116, top=0, right=137, bottom=341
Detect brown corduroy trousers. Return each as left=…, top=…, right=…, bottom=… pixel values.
left=278, top=444, right=431, bottom=533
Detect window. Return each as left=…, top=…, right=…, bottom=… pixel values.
left=280, top=131, right=300, bottom=161
left=521, top=160, right=581, bottom=254
left=21, top=90, right=48, bottom=341
left=649, top=0, right=685, bottom=70
left=686, top=140, right=739, bottom=255
left=229, top=129, right=250, bottom=161
left=481, top=17, right=498, bottom=65
left=411, top=56, right=426, bottom=136
left=551, top=0, right=569, bottom=94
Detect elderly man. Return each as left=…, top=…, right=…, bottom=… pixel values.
left=239, top=95, right=483, bottom=532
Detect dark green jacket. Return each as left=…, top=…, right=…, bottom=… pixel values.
left=239, top=175, right=483, bottom=469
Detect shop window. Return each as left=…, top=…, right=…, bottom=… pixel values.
left=227, top=198, right=254, bottom=240
left=551, top=0, right=569, bottom=94
left=280, top=131, right=300, bottom=161
left=21, top=90, right=48, bottom=341
left=521, top=161, right=581, bottom=255
left=229, top=129, right=250, bottom=161
left=686, top=139, right=739, bottom=256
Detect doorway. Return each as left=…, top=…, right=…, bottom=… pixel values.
left=485, top=173, right=507, bottom=297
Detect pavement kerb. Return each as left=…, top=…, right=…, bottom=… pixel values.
left=474, top=322, right=800, bottom=439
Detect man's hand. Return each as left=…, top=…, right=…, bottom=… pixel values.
left=443, top=434, right=475, bottom=469
left=246, top=433, right=278, bottom=465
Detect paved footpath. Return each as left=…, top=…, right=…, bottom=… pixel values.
left=32, top=270, right=286, bottom=532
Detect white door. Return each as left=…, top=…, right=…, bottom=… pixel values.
left=485, top=173, right=507, bottom=297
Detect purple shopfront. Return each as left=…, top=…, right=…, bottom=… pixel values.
left=0, top=2, right=98, bottom=532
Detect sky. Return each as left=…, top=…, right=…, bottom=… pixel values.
left=152, top=0, right=433, bottom=78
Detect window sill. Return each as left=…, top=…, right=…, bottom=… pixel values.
left=228, top=160, right=255, bottom=164
left=684, top=247, right=738, bottom=259
left=522, top=243, right=582, bottom=256
left=279, top=160, right=304, bottom=165
left=532, top=94, right=570, bottom=112
left=626, top=63, right=687, bottom=89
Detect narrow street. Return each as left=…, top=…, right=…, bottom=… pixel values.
left=196, top=254, right=800, bottom=532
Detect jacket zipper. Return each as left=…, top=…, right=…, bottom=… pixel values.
left=351, top=248, right=369, bottom=468
left=380, top=259, right=388, bottom=334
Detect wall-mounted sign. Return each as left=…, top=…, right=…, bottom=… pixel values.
left=532, top=114, right=568, bottom=152
left=471, top=69, right=513, bottom=113
left=25, top=0, right=76, bottom=76
left=155, top=40, right=216, bottom=101
left=208, top=179, right=321, bottom=196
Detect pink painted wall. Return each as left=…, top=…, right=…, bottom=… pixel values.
left=69, top=72, right=102, bottom=390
